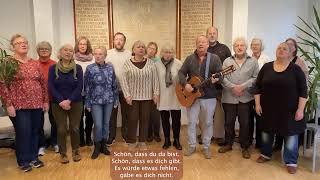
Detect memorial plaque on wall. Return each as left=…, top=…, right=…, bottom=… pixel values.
left=180, top=0, right=213, bottom=61
left=74, top=0, right=109, bottom=48
left=113, top=0, right=177, bottom=55
left=74, top=0, right=213, bottom=60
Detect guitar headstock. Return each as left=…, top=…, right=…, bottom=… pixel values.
left=213, top=65, right=236, bottom=78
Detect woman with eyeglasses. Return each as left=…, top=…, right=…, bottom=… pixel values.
left=0, top=34, right=49, bottom=172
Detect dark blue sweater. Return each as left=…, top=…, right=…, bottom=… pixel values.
left=48, top=64, right=83, bottom=103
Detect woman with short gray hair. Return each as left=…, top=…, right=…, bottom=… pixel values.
left=155, top=44, right=183, bottom=150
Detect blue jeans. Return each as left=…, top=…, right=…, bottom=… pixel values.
left=260, top=131, right=299, bottom=167
left=10, top=109, right=42, bottom=166
left=187, top=98, right=216, bottom=149
left=91, top=104, right=113, bottom=142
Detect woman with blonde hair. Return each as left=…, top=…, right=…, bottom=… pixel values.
left=121, top=40, right=159, bottom=150
left=1, top=34, right=48, bottom=172
left=48, top=44, right=83, bottom=164
left=254, top=42, right=307, bottom=174
left=84, top=46, right=118, bottom=159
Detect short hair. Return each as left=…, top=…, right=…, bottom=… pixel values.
left=196, top=35, right=209, bottom=44
left=57, top=44, right=74, bottom=60
left=10, top=34, right=27, bottom=47
left=233, top=37, right=247, bottom=48
left=93, top=46, right=108, bottom=57
left=160, top=44, right=175, bottom=57
left=74, top=36, right=93, bottom=54
left=36, top=41, right=52, bottom=54
left=147, top=42, right=158, bottom=53
left=131, top=40, right=147, bottom=56
left=250, top=38, right=264, bottom=51
left=285, top=38, right=297, bottom=56
left=206, top=26, right=218, bottom=36
left=113, top=32, right=126, bottom=43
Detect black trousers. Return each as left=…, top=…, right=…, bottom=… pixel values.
left=79, top=108, right=93, bottom=142
left=160, top=110, right=181, bottom=139
left=109, top=91, right=129, bottom=141
left=223, top=102, right=251, bottom=148
left=127, top=100, right=152, bottom=143
left=39, top=102, right=57, bottom=147
left=148, top=104, right=161, bottom=138
left=249, top=101, right=262, bottom=148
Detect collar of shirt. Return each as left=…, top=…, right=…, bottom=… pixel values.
left=231, top=54, right=251, bottom=68
left=194, top=50, right=208, bottom=65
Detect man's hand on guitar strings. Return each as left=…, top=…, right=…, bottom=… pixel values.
left=211, top=77, right=219, bottom=84
left=185, top=84, right=194, bottom=93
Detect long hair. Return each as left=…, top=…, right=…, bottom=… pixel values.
left=285, top=38, right=297, bottom=57
left=74, top=36, right=93, bottom=55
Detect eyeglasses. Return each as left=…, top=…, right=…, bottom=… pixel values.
left=13, top=41, right=28, bottom=46
left=39, top=48, right=50, bottom=51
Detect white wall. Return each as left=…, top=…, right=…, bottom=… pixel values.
left=0, top=0, right=36, bottom=57
left=213, top=0, right=234, bottom=50
left=247, top=0, right=314, bottom=59
left=52, top=0, right=75, bottom=49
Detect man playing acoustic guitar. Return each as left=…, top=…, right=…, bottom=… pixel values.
left=178, top=35, right=222, bottom=159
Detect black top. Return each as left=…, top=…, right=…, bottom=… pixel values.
left=207, top=41, right=231, bottom=63
left=178, top=51, right=222, bottom=99
left=130, top=58, right=147, bottom=69
left=254, top=62, right=307, bottom=136
left=208, top=41, right=231, bottom=90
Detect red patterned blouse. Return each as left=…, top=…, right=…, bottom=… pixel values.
left=1, top=59, right=49, bottom=110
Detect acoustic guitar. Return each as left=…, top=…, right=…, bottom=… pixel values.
left=175, top=65, right=235, bottom=107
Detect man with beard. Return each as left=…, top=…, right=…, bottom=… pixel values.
left=206, top=27, right=231, bottom=146
left=106, top=32, right=132, bottom=145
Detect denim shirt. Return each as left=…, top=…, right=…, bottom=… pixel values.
left=84, top=63, right=119, bottom=108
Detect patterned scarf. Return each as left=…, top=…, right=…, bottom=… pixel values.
left=74, top=52, right=93, bottom=62
left=55, top=59, right=77, bottom=79
left=161, top=58, right=174, bottom=87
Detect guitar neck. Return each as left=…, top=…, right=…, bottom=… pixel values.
left=195, top=73, right=221, bottom=89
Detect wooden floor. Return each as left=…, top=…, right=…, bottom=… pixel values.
left=0, top=126, right=319, bottom=180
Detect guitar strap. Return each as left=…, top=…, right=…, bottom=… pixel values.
left=205, top=52, right=211, bottom=79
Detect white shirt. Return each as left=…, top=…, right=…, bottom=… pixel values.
left=106, top=48, right=132, bottom=90
left=252, top=53, right=272, bottom=70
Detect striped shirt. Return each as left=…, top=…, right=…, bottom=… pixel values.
left=121, top=58, right=159, bottom=100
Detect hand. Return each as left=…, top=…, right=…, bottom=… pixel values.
left=153, top=95, right=159, bottom=104
left=59, top=100, right=71, bottom=110
left=86, top=108, right=91, bottom=112
left=185, top=84, right=194, bottom=93
left=43, top=103, right=49, bottom=112
left=125, top=96, right=132, bottom=106
left=64, top=104, right=71, bottom=110
left=6, top=106, right=16, bottom=117
left=232, top=85, right=244, bottom=96
left=295, top=109, right=304, bottom=121
left=255, top=104, right=262, bottom=116
left=59, top=101, right=66, bottom=109
left=211, top=77, right=219, bottom=84
left=65, top=99, right=71, bottom=106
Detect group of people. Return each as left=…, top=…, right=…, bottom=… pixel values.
left=0, top=25, right=308, bottom=174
